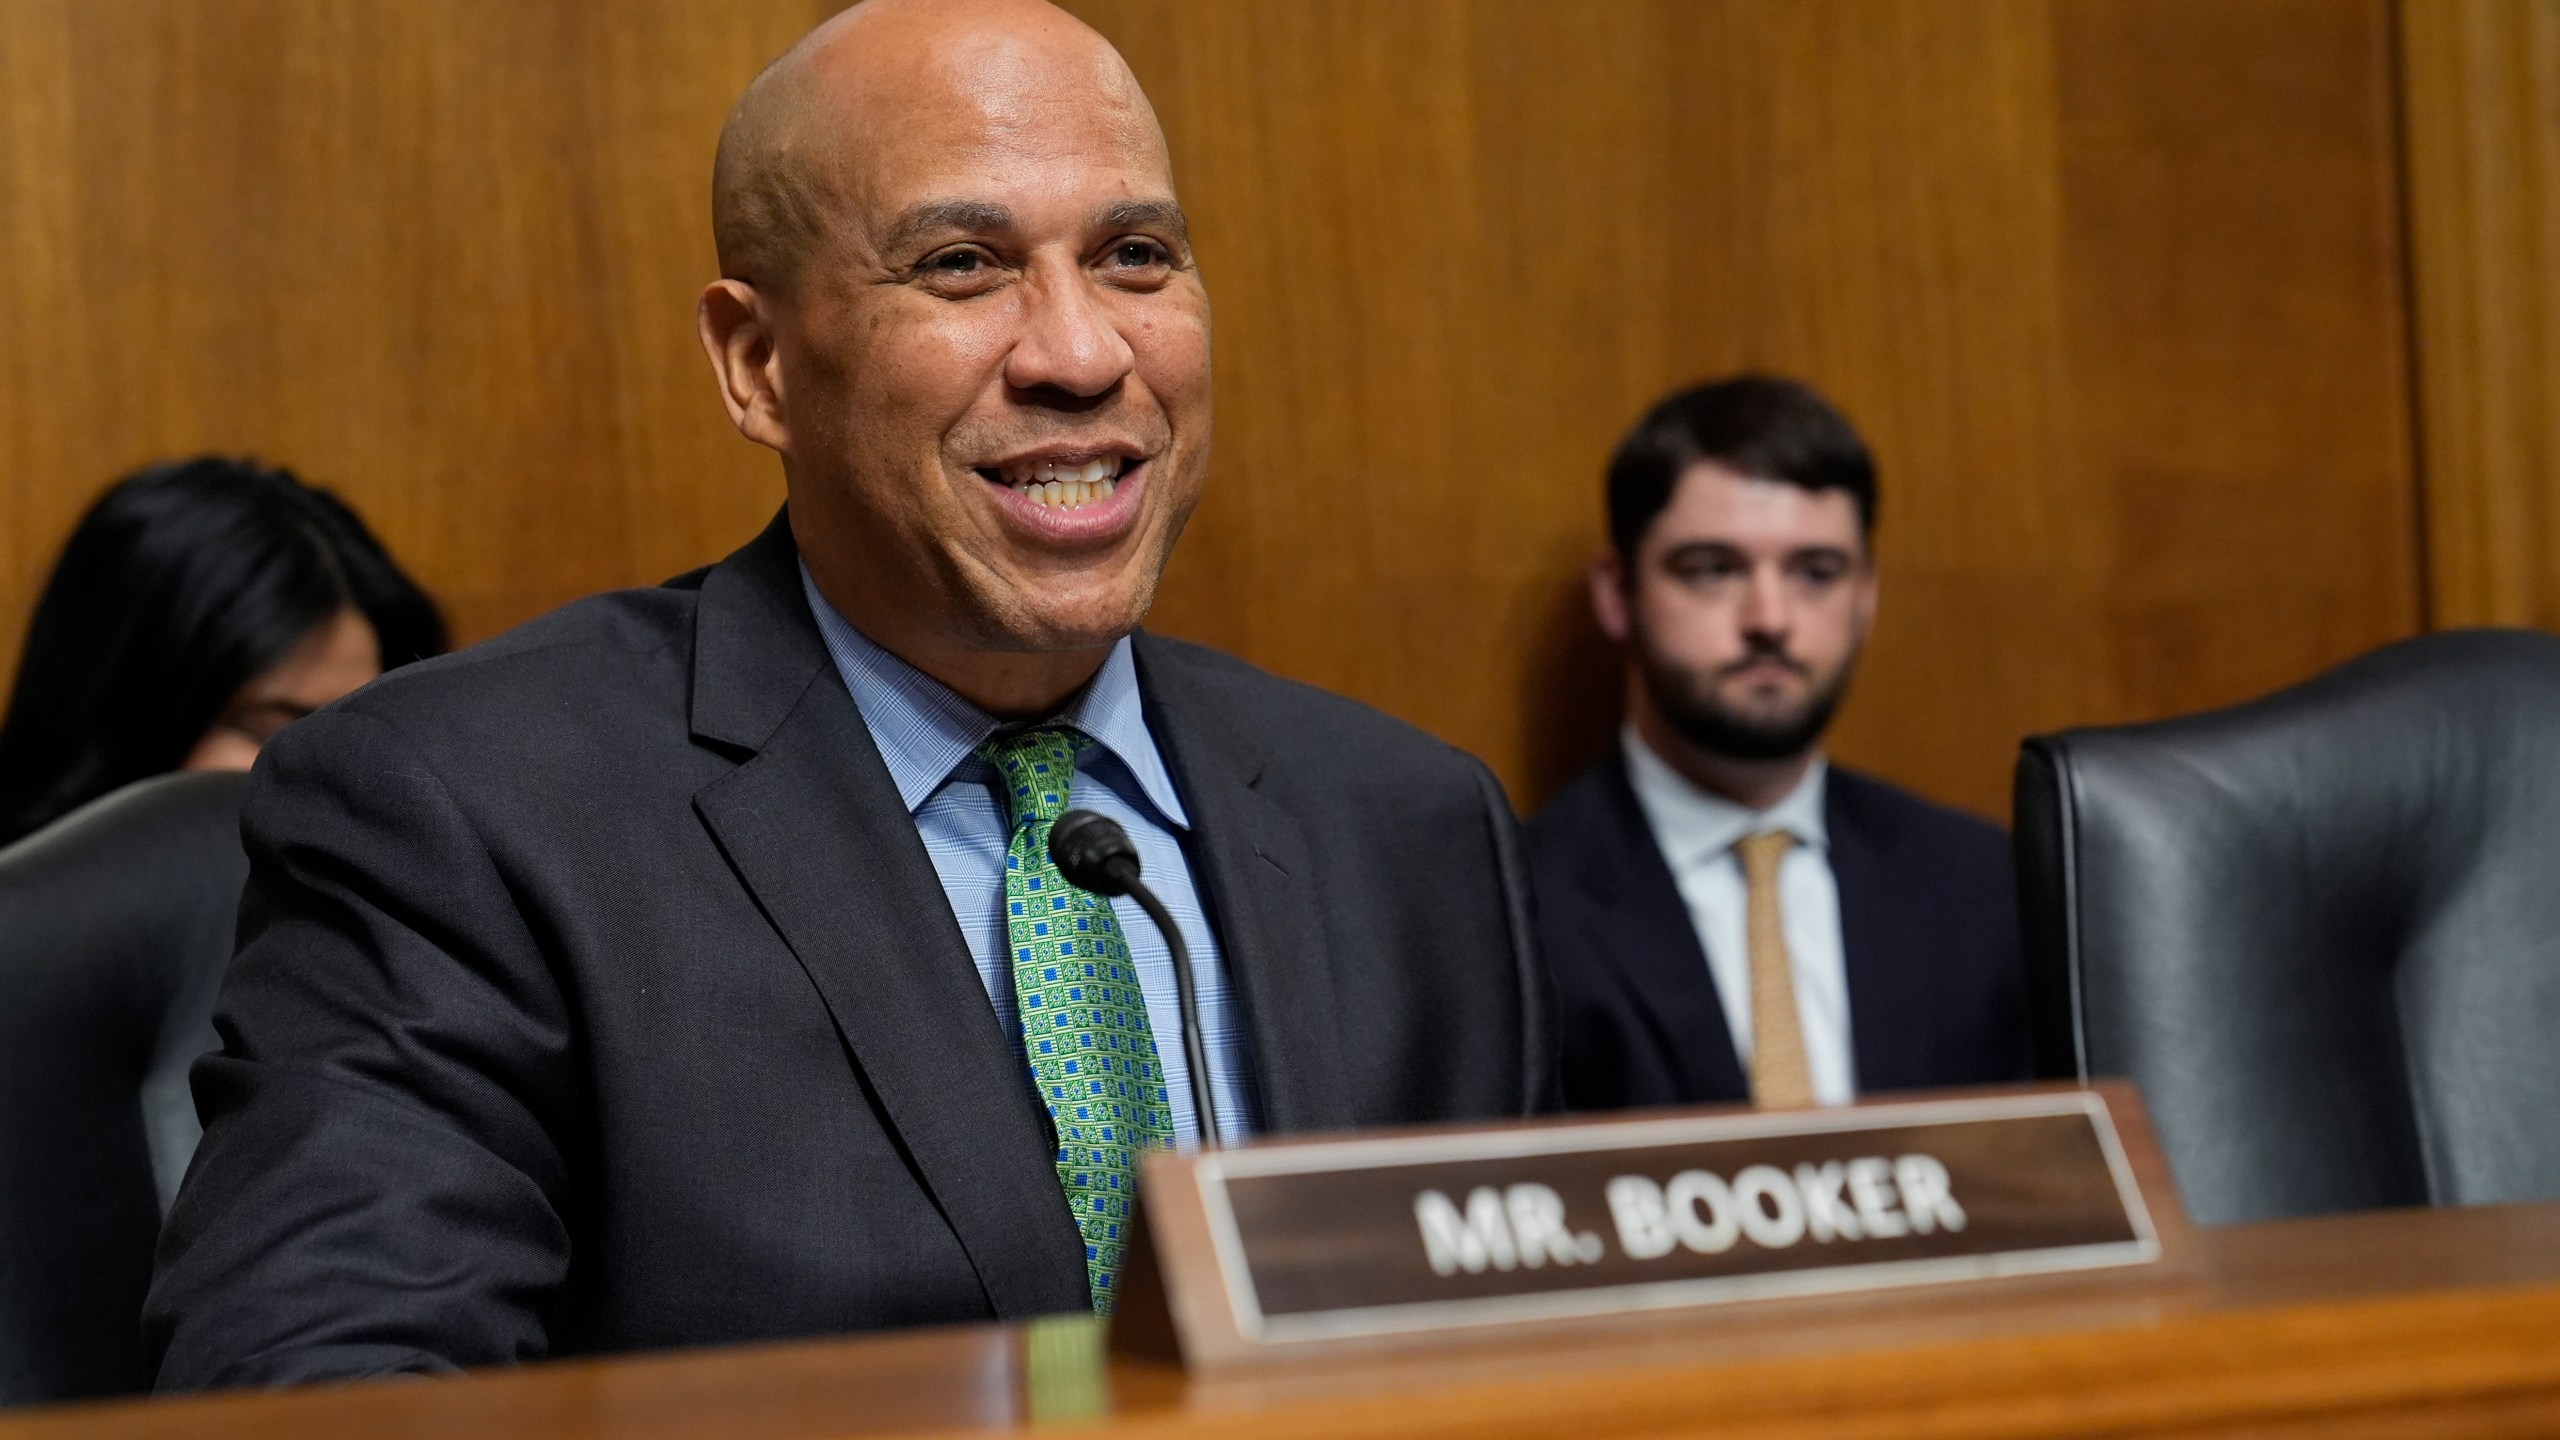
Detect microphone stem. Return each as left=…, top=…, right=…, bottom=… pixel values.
left=1126, top=878, right=1220, bottom=1151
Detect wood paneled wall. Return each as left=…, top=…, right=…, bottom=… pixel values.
left=1093, top=0, right=2420, bottom=813
left=2401, top=0, right=2560, bottom=632
left=0, top=1, right=805, bottom=653
left=0, top=0, right=2424, bottom=818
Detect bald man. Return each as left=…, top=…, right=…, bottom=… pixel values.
left=144, top=0, right=1550, bottom=1390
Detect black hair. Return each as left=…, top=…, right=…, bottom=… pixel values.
left=0, top=457, right=446, bottom=845
left=1604, top=373, right=1877, bottom=560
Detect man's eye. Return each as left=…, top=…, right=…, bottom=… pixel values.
left=1111, top=240, right=1168, bottom=268
left=929, top=250, right=984, bottom=274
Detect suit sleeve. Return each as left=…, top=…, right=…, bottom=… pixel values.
left=145, top=708, right=575, bottom=1390
left=1471, top=758, right=1563, bottom=1116
left=1986, top=823, right=2034, bottom=1083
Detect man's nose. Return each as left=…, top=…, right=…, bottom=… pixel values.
left=1739, top=565, right=1792, bottom=639
left=1003, top=260, right=1137, bottom=401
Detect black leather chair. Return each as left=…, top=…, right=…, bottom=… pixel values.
left=2014, top=629, right=2560, bottom=1227
left=0, top=771, right=247, bottom=1406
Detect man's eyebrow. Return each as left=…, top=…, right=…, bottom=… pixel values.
left=1098, top=198, right=1189, bottom=245
left=878, top=200, right=1014, bottom=257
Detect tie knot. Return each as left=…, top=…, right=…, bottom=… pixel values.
left=980, top=726, right=1090, bottom=828
left=1735, top=829, right=1794, bottom=875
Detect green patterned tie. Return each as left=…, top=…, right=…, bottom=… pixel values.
left=981, top=727, right=1174, bottom=1314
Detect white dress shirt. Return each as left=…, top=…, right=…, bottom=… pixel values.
left=1620, top=726, right=1857, bottom=1105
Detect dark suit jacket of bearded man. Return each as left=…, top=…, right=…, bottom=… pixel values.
left=144, top=511, right=1556, bottom=1389
left=1529, top=751, right=2025, bottom=1110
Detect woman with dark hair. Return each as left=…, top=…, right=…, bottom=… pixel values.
left=0, top=457, right=446, bottom=846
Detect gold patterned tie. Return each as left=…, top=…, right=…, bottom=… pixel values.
left=1735, top=830, right=1815, bottom=1109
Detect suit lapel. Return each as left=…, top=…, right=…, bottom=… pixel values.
left=1131, top=636, right=1351, bottom=1132
left=1583, top=754, right=1751, bottom=1103
left=686, top=513, right=1090, bottom=1318
left=1830, top=774, right=1928, bottom=1092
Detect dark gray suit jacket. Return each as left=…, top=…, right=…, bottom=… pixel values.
left=146, top=513, right=1553, bottom=1389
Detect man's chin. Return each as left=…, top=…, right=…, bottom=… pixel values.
left=1714, top=697, right=1816, bottom=735
left=968, top=583, right=1157, bottom=657
left=1659, top=683, right=1845, bottom=763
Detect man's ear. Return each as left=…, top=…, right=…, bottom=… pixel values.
left=697, top=279, right=790, bottom=453
left=1589, top=548, right=1632, bottom=643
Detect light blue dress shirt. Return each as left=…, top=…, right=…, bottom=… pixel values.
left=800, top=565, right=1257, bottom=1147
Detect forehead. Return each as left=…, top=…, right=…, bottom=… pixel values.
left=1647, top=461, right=1864, bottom=553
left=837, top=41, right=1172, bottom=220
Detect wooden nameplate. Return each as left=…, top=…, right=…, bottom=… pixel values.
left=1112, top=1081, right=2194, bottom=1370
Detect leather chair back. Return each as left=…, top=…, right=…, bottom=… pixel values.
left=0, top=771, right=247, bottom=1406
left=2014, top=629, right=2560, bottom=1226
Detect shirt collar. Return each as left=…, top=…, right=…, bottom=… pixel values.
left=798, top=561, right=1190, bottom=829
left=1620, top=722, right=1827, bottom=868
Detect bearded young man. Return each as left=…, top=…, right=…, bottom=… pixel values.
left=145, top=0, right=1548, bottom=1390
left=1529, top=375, right=2025, bottom=1113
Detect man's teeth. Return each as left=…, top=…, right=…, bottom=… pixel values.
left=1001, top=457, right=1122, bottom=509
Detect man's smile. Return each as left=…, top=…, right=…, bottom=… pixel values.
left=971, top=449, right=1152, bottom=543
left=974, top=449, right=1134, bottom=511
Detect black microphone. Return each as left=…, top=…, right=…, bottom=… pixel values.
left=1049, top=809, right=1221, bottom=1151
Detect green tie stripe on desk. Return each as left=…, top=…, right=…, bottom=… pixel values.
left=981, top=726, right=1174, bottom=1314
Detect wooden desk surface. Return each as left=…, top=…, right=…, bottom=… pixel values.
left=12, top=1202, right=2560, bottom=1440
